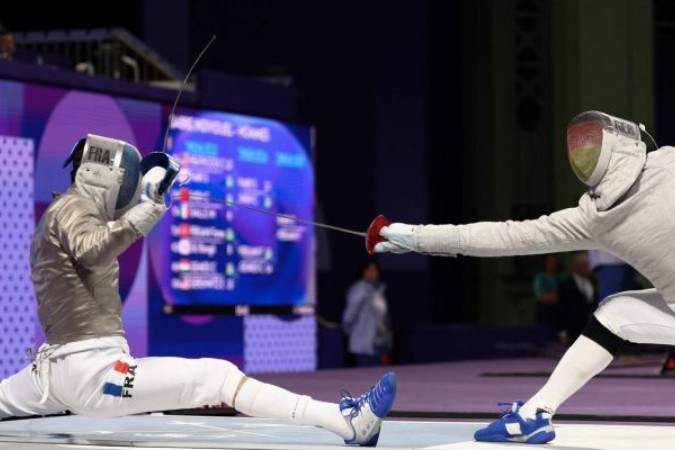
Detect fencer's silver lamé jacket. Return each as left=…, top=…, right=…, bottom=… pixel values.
left=416, top=146, right=675, bottom=309
left=30, top=186, right=166, bottom=345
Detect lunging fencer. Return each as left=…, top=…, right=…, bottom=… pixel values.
left=375, top=111, right=675, bottom=444
left=1, top=134, right=396, bottom=447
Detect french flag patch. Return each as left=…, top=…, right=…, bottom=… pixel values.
left=102, top=360, right=136, bottom=398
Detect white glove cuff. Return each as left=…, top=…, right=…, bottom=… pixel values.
left=416, top=224, right=460, bottom=255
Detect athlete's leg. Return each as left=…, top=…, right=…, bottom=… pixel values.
left=594, top=288, right=675, bottom=345
left=97, top=355, right=354, bottom=439
left=52, top=347, right=395, bottom=445
left=0, top=364, right=66, bottom=419
left=521, top=288, right=675, bottom=417
left=475, top=288, right=675, bottom=443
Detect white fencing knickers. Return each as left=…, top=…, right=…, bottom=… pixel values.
left=0, top=337, right=245, bottom=419
left=594, top=288, right=675, bottom=346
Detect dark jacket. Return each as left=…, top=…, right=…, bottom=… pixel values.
left=558, top=275, right=597, bottom=342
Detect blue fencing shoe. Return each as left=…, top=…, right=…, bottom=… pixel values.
left=339, top=372, right=397, bottom=446
left=474, top=400, right=555, bottom=444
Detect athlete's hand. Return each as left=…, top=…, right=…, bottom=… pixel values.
left=141, top=166, right=167, bottom=204
left=374, top=223, right=419, bottom=254
left=140, top=152, right=181, bottom=198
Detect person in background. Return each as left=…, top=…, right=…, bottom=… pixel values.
left=343, top=261, right=393, bottom=368
left=0, top=26, right=15, bottom=60
left=558, top=253, right=597, bottom=346
left=532, top=254, right=566, bottom=332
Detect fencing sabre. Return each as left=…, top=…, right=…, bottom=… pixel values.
left=172, top=193, right=408, bottom=254
left=140, top=36, right=218, bottom=194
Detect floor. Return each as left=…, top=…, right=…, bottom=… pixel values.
left=0, top=415, right=673, bottom=450
left=257, top=354, right=675, bottom=420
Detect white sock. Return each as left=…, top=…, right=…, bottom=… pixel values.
left=233, top=378, right=352, bottom=439
left=519, top=335, right=614, bottom=419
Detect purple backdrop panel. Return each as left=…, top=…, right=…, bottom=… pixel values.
left=0, top=135, right=35, bottom=378
left=244, top=315, right=316, bottom=373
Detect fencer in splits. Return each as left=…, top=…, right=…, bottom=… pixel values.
left=375, top=111, right=674, bottom=444
left=1, top=134, right=396, bottom=447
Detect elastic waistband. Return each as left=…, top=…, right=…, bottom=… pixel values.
left=39, top=336, right=129, bottom=360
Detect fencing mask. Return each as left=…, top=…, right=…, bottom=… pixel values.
left=63, top=134, right=142, bottom=220
left=566, top=111, right=646, bottom=210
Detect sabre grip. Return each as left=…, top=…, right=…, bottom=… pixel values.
left=366, top=215, right=392, bottom=255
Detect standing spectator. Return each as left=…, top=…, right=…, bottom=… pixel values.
left=532, top=254, right=565, bottom=330
left=589, top=250, right=638, bottom=300
left=343, top=261, right=392, bottom=367
left=0, top=26, right=15, bottom=60
left=558, top=253, right=597, bottom=346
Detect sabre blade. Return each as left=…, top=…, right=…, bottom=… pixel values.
left=173, top=194, right=420, bottom=253
left=172, top=194, right=366, bottom=237
left=162, top=35, right=217, bottom=154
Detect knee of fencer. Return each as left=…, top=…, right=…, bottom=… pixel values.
left=201, top=358, right=246, bottom=406
left=593, top=295, right=637, bottom=340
